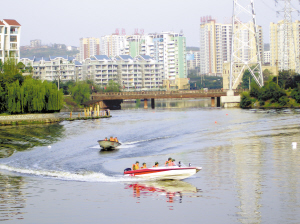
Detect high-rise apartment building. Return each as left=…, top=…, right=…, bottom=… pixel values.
left=200, top=18, right=263, bottom=77
left=101, top=34, right=127, bottom=57
left=148, top=32, right=187, bottom=82
left=79, top=37, right=100, bottom=62
left=0, top=19, right=21, bottom=63
left=264, top=51, right=270, bottom=65
left=270, top=20, right=300, bottom=71
left=187, top=50, right=200, bottom=70
left=101, top=32, right=188, bottom=89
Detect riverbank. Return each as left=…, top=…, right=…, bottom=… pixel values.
left=0, top=113, right=111, bottom=126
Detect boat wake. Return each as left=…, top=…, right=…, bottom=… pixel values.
left=123, top=136, right=175, bottom=145
left=0, top=164, right=140, bottom=183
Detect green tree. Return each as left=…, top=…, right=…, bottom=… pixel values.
left=291, top=84, right=300, bottom=103
left=249, top=80, right=261, bottom=98
left=263, top=69, right=272, bottom=81
left=70, top=82, right=91, bottom=105
left=259, top=81, right=286, bottom=103
left=104, top=80, right=121, bottom=92
left=6, top=79, right=63, bottom=114
left=240, top=69, right=252, bottom=89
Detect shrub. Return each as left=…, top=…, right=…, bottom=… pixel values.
left=278, top=96, right=289, bottom=106
left=240, top=92, right=252, bottom=108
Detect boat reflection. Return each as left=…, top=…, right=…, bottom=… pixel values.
left=125, top=180, right=201, bottom=205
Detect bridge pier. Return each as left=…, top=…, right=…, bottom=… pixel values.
left=151, top=98, right=155, bottom=109
left=211, top=97, right=215, bottom=107
left=220, top=90, right=241, bottom=108
left=144, top=99, right=148, bottom=109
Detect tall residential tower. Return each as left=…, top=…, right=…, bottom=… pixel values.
left=79, top=37, right=100, bottom=62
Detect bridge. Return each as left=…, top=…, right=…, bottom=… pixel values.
left=83, top=89, right=244, bottom=111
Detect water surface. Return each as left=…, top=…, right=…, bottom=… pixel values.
left=0, top=99, right=299, bottom=223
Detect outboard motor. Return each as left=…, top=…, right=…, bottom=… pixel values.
left=124, top=168, right=131, bottom=172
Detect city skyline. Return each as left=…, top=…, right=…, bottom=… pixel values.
left=1, top=0, right=294, bottom=47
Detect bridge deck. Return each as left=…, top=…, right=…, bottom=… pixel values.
left=90, top=89, right=243, bottom=101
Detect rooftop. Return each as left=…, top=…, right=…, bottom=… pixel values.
left=94, top=55, right=111, bottom=61
left=3, top=19, right=21, bottom=26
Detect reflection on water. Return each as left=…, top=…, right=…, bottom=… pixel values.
left=0, top=173, right=26, bottom=221
left=122, top=98, right=210, bottom=109
left=125, top=180, right=201, bottom=209
left=0, top=124, right=64, bottom=158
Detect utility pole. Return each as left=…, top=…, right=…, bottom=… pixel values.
left=275, top=0, right=300, bottom=73
left=229, top=0, right=264, bottom=90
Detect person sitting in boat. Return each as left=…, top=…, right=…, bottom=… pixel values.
left=153, top=162, right=159, bottom=167
left=110, top=136, right=114, bottom=142
left=141, top=163, right=147, bottom=169
left=170, top=159, right=176, bottom=166
left=114, top=137, right=119, bottom=143
left=104, top=137, right=108, bottom=141
left=132, top=161, right=139, bottom=170
left=165, top=157, right=172, bottom=166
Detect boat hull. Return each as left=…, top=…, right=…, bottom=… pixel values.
left=98, top=140, right=121, bottom=150
left=124, top=166, right=202, bottom=180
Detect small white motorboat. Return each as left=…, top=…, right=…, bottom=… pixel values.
left=123, top=164, right=202, bottom=180
left=98, top=140, right=121, bottom=150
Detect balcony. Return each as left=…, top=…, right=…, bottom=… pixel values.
left=10, top=36, right=17, bottom=42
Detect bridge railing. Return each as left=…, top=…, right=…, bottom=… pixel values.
left=93, top=89, right=247, bottom=96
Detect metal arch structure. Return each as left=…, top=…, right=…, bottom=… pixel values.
left=275, top=0, right=300, bottom=73
left=229, top=0, right=263, bottom=90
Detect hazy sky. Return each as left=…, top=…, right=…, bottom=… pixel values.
left=1, top=0, right=298, bottom=47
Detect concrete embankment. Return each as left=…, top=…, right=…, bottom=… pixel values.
left=0, top=113, right=111, bottom=126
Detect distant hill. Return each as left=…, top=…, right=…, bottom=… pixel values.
left=186, top=46, right=200, bottom=51
left=21, top=47, right=79, bottom=58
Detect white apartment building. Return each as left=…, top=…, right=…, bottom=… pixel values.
left=83, top=55, right=118, bottom=85
left=79, top=37, right=100, bottom=62
left=0, top=19, right=21, bottom=63
left=82, top=54, right=163, bottom=90
left=200, top=18, right=263, bottom=77
left=20, top=56, right=82, bottom=82
left=30, top=39, right=41, bottom=48
left=264, top=51, right=270, bottom=64
left=270, top=20, right=300, bottom=71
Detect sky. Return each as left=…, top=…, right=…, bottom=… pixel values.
left=1, top=0, right=298, bottom=47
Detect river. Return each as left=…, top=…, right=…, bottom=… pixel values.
left=0, top=98, right=299, bottom=223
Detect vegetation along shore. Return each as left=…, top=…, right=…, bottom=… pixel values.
left=240, top=70, right=300, bottom=109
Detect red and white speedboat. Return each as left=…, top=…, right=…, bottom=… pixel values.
left=124, top=165, right=202, bottom=180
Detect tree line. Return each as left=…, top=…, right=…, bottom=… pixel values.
left=240, top=70, right=300, bottom=108
left=0, top=58, right=63, bottom=114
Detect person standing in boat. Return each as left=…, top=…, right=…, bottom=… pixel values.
left=104, top=137, right=108, bottom=141
left=153, top=162, right=159, bottom=167
left=114, top=137, right=119, bottom=143
left=132, top=161, right=139, bottom=170
left=109, top=136, right=114, bottom=142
